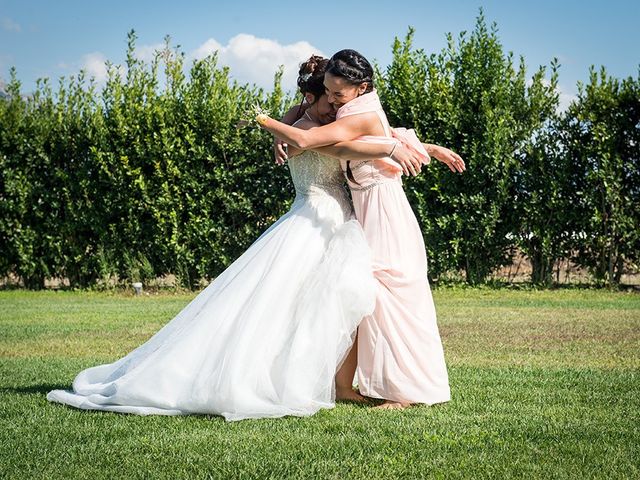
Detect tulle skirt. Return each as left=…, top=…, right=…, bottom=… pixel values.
left=47, top=190, right=376, bottom=421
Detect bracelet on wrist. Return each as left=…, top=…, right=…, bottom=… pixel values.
left=389, top=141, right=399, bottom=159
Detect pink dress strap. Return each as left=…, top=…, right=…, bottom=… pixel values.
left=336, top=91, right=430, bottom=172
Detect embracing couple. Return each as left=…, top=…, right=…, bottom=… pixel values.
left=47, top=49, right=465, bottom=421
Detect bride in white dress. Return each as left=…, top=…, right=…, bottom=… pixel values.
left=47, top=56, right=404, bottom=421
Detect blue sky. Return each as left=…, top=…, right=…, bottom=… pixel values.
left=1, top=0, right=639, bottom=108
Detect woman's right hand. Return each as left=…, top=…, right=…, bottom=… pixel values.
left=390, top=144, right=424, bottom=177
left=273, top=103, right=311, bottom=164
left=274, top=139, right=288, bottom=165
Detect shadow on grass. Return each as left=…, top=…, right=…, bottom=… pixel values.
left=0, top=383, right=67, bottom=395
left=1, top=384, right=371, bottom=423
left=432, top=279, right=640, bottom=292
left=335, top=399, right=380, bottom=409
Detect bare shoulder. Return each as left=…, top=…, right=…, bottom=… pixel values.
left=293, top=118, right=319, bottom=131
left=334, top=111, right=382, bottom=134
left=336, top=111, right=379, bottom=123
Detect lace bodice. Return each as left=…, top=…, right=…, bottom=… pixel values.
left=287, top=150, right=347, bottom=197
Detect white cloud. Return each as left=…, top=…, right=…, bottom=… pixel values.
left=81, top=52, right=109, bottom=83
left=74, top=43, right=163, bottom=84
left=189, top=34, right=325, bottom=90
left=557, top=84, right=577, bottom=112
left=191, top=39, right=223, bottom=60
left=1, top=17, right=21, bottom=33
left=62, top=35, right=323, bottom=91
left=134, top=43, right=165, bottom=63
left=69, top=52, right=128, bottom=85
left=529, top=78, right=577, bottom=113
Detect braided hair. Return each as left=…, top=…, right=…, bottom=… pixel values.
left=326, top=50, right=376, bottom=185
left=326, top=49, right=375, bottom=93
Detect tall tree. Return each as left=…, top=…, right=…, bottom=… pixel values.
left=561, top=67, right=640, bottom=286
left=377, top=11, right=559, bottom=284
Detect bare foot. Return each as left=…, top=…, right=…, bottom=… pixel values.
left=336, top=387, right=371, bottom=404
left=372, top=400, right=412, bottom=410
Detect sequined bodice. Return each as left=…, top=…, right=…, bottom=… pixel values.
left=287, top=150, right=347, bottom=197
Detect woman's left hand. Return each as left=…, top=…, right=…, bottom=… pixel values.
left=426, top=144, right=466, bottom=173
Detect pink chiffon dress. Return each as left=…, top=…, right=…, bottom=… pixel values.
left=337, top=91, right=451, bottom=405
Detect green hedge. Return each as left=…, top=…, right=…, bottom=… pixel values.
left=376, top=13, right=639, bottom=287
left=1, top=16, right=638, bottom=289
left=0, top=32, right=292, bottom=289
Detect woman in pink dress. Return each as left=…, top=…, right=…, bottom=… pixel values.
left=259, top=50, right=465, bottom=409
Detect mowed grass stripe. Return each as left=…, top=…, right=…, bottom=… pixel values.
left=1, top=361, right=637, bottom=479
left=0, top=289, right=638, bottom=478
left=2, top=289, right=638, bottom=368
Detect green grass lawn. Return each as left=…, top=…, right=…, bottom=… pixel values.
left=1, top=288, right=639, bottom=479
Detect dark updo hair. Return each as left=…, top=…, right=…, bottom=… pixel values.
left=326, top=49, right=374, bottom=93
left=297, top=55, right=329, bottom=102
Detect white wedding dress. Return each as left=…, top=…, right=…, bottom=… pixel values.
left=47, top=150, right=376, bottom=421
